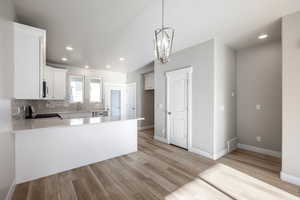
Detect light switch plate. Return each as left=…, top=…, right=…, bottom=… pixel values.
left=256, top=136, right=262, bottom=142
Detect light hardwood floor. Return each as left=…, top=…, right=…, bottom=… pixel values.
left=12, top=129, right=300, bottom=200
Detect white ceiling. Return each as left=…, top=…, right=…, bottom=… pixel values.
left=13, top=0, right=300, bottom=72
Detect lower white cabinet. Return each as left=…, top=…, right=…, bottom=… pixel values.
left=44, top=66, right=67, bottom=100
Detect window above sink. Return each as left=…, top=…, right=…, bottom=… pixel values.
left=68, top=75, right=103, bottom=104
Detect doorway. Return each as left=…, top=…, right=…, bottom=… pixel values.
left=126, top=83, right=137, bottom=116
left=104, top=83, right=126, bottom=116
left=166, top=67, right=192, bottom=149
left=111, top=90, right=121, bottom=116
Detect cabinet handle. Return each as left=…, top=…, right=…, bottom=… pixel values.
left=42, top=81, right=47, bottom=98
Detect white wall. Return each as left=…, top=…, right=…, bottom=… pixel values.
left=237, top=41, right=282, bottom=153
left=0, top=0, right=15, bottom=199
left=127, top=63, right=154, bottom=128
left=282, top=11, right=300, bottom=185
left=154, top=39, right=237, bottom=158
left=155, top=39, right=215, bottom=155
left=214, top=41, right=237, bottom=157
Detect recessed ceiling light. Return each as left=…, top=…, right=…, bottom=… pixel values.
left=61, top=57, right=68, bottom=62
left=106, top=65, right=111, bottom=69
left=85, top=65, right=89, bottom=69
left=119, top=57, right=125, bottom=61
left=258, top=34, right=268, bottom=40
left=65, top=46, right=73, bottom=51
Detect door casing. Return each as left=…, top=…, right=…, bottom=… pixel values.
left=126, top=82, right=137, bottom=116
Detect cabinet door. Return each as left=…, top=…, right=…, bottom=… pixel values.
left=53, top=69, right=66, bottom=100
left=14, top=28, right=41, bottom=99
left=144, top=72, right=154, bottom=90
left=44, top=66, right=54, bottom=99
left=14, top=23, right=46, bottom=99
left=148, top=72, right=154, bottom=90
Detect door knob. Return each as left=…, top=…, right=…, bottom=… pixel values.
left=168, top=112, right=172, bottom=115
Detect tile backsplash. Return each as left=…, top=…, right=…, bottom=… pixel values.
left=12, top=99, right=105, bottom=120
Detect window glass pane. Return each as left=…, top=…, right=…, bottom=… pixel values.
left=89, top=79, right=101, bottom=102
left=69, top=76, right=83, bottom=103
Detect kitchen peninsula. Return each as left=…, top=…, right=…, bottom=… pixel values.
left=13, top=115, right=143, bottom=184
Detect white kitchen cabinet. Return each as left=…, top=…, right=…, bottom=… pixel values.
left=144, top=72, right=154, bottom=90
left=14, top=23, right=46, bottom=99
left=44, top=66, right=54, bottom=98
left=44, top=66, right=67, bottom=100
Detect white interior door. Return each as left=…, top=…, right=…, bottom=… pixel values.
left=111, top=90, right=121, bottom=116
left=126, top=83, right=136, bottom=116
left=167, top=68, right=192, bottom=149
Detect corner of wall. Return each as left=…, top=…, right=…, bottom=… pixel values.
left=280, top=171, right=300, bottom=187
left=212, top=40, right=237, bottom=158
left=4, top=179, right=16, bottom=200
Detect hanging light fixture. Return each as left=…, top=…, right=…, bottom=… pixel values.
left=154, top=0, right=174, bottom=64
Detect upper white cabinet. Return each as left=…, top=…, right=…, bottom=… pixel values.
left=44, top=66, right=67, bottom=100
left=44, top=66, right=54, bottom=99
left=144, top=72, right=154, bottom=90
left=14, top=23, right=46, bottom=99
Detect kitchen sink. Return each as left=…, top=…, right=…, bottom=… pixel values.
left=34, top=113, right=62, bottom=119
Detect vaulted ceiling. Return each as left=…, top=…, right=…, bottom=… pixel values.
left=13, top=0, right=300, bottom=72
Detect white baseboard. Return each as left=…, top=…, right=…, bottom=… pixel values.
left=237, top=143, right=281, bottom=158
left=5, top=180, right=16, bottom=200
left=138, top=125, right=154, bottom=131
left=227, top=137, right=238, bottom=153
left=154, top=135, right=168, bottom=144
left=281, top=171, right=300, bottom=187
left=189, top=147, right=213, bottom=159
left=213, top=148, right=228, bottom=160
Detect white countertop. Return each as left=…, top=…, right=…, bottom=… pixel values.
left=13, top=115, right=144, bottom=132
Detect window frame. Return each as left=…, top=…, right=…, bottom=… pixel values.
left=85, top=76, right=103, bottom=103
left=68, top=74, right=85, bottom=103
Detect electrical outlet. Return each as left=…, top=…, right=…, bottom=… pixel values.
left=231, top=92, right=235, bottom=97
left=256, top=104, right=261, bottom=110
left=256, top=136, right=262, bottom=142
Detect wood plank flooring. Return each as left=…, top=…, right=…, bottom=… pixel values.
left=12, top=129, right=300, bottom=200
